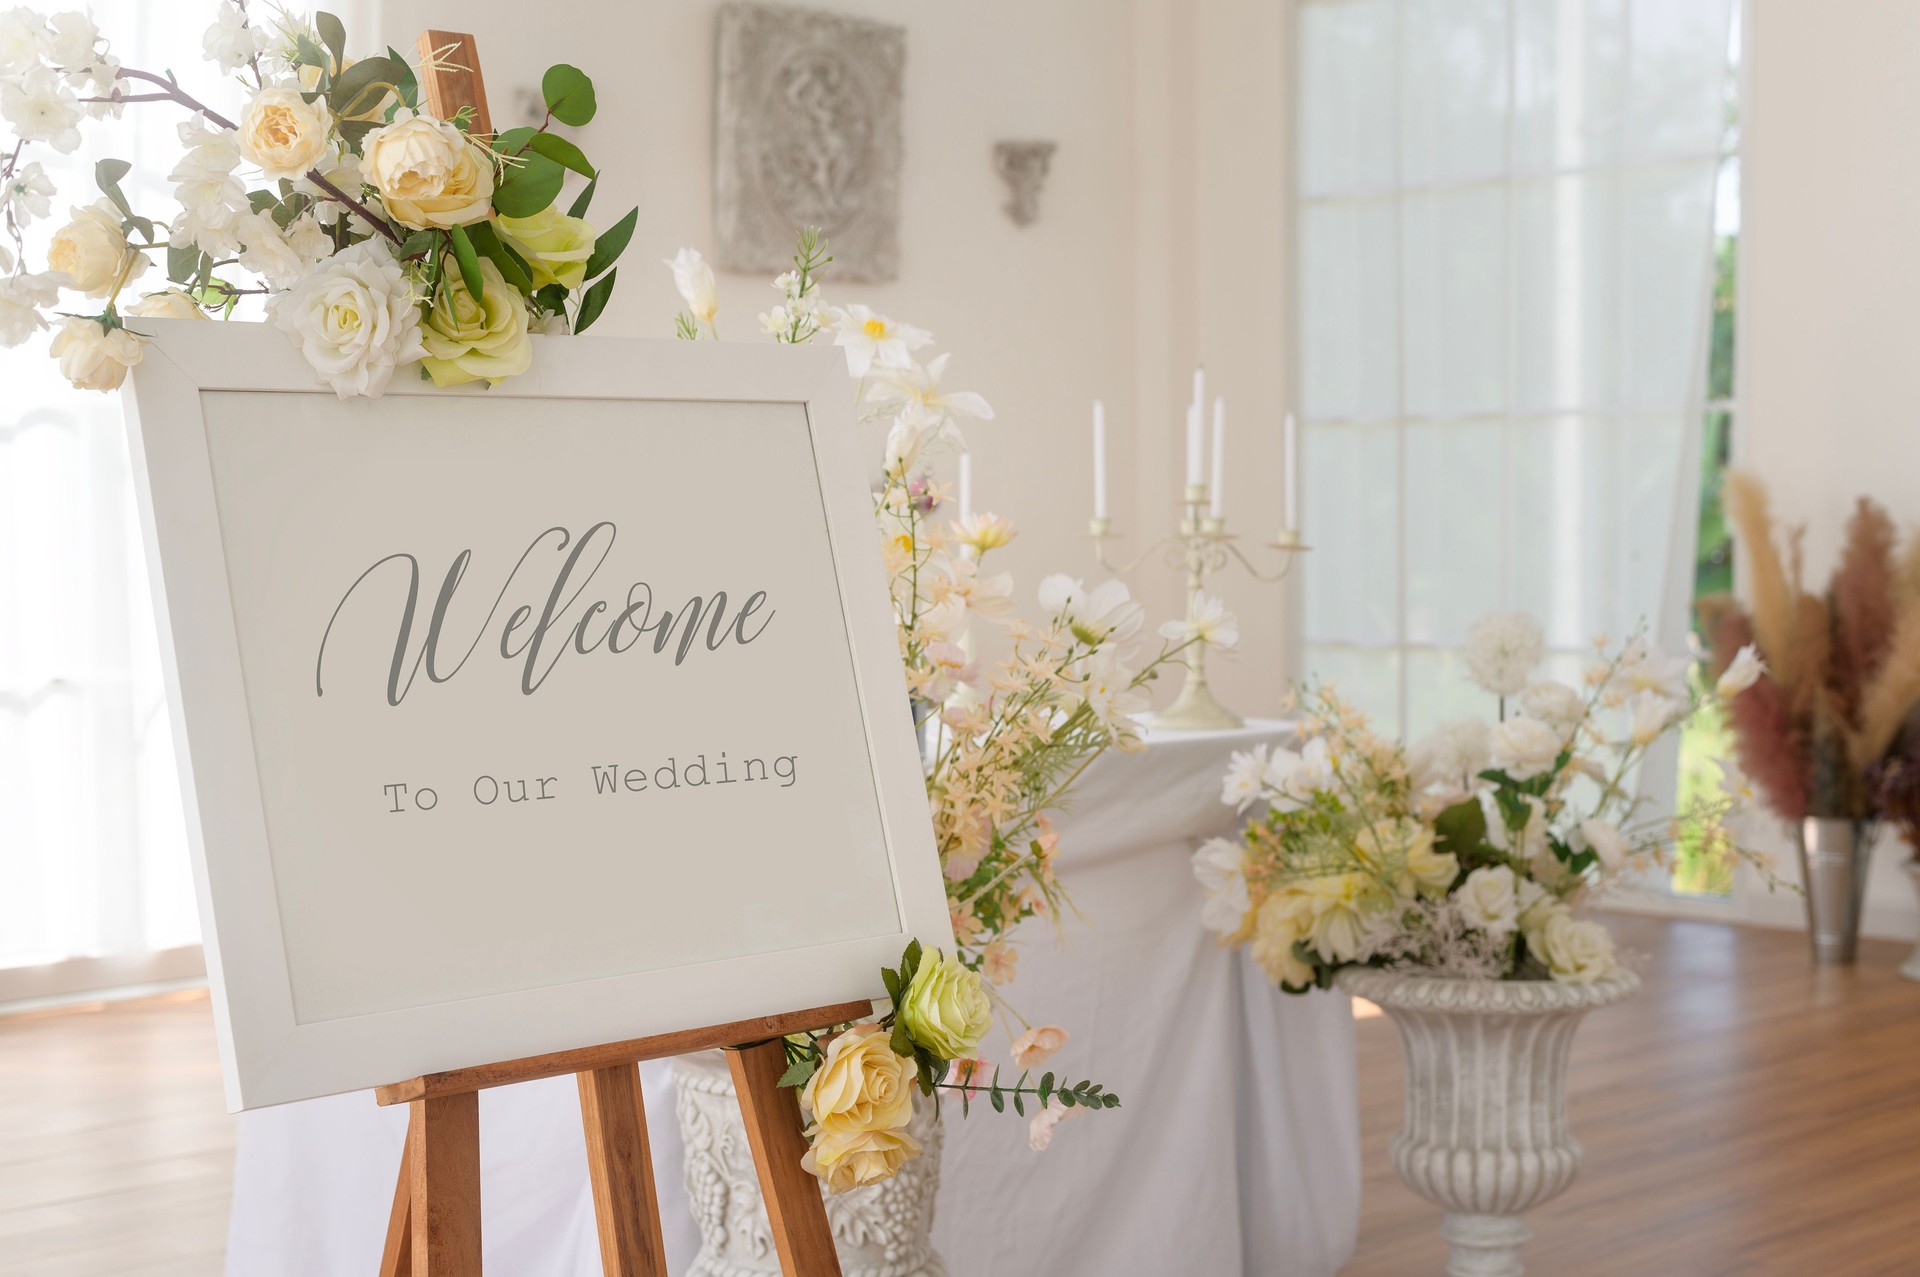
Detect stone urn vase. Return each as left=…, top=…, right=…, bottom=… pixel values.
left=1336, top=967, right=1640, bottom=1277
left=672, top=1050, right=948, bottom=1277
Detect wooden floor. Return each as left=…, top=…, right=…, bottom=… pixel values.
left=0, top=917, right=1915, bottom=1275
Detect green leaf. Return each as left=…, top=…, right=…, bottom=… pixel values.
left=293, top=32, right=330, bottom=70
left=316, top=12, right=347, bottom=70
left=880, top=966, right=902, bottom=1004
left=1058, top=1090, right=1076, bottom=1108
left=386, top=46, right=420, bottom=111
left=465, top=220, right=532, bottom=294
left=396, top=229, right=438, bottom=260
left=95, top=159, right=134, bottom=221
left=573, top=267, right=616, bottom=333
left=1102, top=1093, right=1121, bottom=1109
left=583, top=206, right=637, bottom=281
left=449, top=224, right=485, bottom=300
left=887, top=1016, right=913, bottom=1062
left=776, top=1055, right=818, bottom=1089
left=541, top=64, right=597, bottom=126
left=494, top=126, right=538, bottom=158
left=529, top=132, right=595, bottom=178
left=1012, top=1091, right=1024, bottom=1116
left=166, top=244, right=202, bottom=284
left=566, top=175, right=597, bottom=220
left=338, top=118, right=377, bottom=147
left=1038, top=1072, right=1054, bottom=1104
left=328, top=55, right=405, bottom=119
left=246, top=190, right=279, bottom=214
left=989, top=1087, right=1004, bottom=1114
left=493, top=152, right=565, bottom=218
left=535, top=283, right=569, bottom=312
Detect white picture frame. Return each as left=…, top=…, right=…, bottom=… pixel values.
left=123, top=321, right=951, bottom=1110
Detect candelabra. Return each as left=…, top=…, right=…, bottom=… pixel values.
left=1091, top=485, right=1308, bottom=731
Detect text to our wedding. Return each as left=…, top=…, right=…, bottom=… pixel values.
left=380, top=750, right=802, bottom=813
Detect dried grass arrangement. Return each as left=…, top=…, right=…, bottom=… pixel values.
left=1701, top=472, right=1920, bottom=854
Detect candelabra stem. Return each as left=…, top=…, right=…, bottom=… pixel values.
left=1150, top=510, right=1245, bottom=732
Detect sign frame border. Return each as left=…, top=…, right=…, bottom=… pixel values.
left=123, top=320, right=951, bottom=1110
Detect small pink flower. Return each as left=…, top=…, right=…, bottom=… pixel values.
left=1028, top=1103, right=1087, bottom=1152
left=1010, top=1024, right=1069, bottom=1070
left=948, top=1057, right=992, bottom=1098
left=981, top=940, right=1018, bottom=985
left=949, top=902, right=984, bottom=945
left=1032, top=815, right=1060, bottom=863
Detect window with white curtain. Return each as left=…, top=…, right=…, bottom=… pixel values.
left=0, top=1, right=375, bottom=996
left=1294, top=0, right=1737, bottom=741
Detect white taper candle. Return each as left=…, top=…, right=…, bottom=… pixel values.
left=1209, top=396, right=1226, bottom=519
left=1092, top=399, right=1109, bottom=520
left=1185, top=402, right=1203, bottom=488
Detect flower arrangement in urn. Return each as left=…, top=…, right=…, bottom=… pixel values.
left=0, top=2, right=637, bottom=394
left=1194, top=611, right=1778, bottom=989
left=665, top=229, right=1238, bottom=1193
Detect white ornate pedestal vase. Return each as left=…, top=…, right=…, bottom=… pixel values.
left=673, top=1050, right=947, bottom=1277
left=1336, top=968, right=1640, bottom=1277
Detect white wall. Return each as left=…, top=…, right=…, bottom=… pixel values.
left=1737, top=0, right=1920, bottom=939
left=375, top=0, right=1300, bottom=716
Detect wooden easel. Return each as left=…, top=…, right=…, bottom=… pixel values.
left=373, top=37, right=855, bottom=1277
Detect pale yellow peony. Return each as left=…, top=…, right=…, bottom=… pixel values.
left=420, top=257, right=532, bottom=387
left=897, top=950, right=992, bottom=1060
left=1359, top=818, right=1458, bottom=901
left=48, top=316, right=141, bottom=391
left=1300, top=872, right=1383, bottom=964
left=361, top=111, right=495, bottom=230
left=47, top=202, right=145, bottom=298
left=799, top=1024, right=914, bottom=1137
left=497, top=203, right=596, bottom=290
left=801, top=1124, right=922, bottom=1195
left=237, top=86, right=336, bottom=183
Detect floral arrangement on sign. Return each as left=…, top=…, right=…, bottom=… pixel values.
left=1702, top=472, right=1920, bottom=855
left=0, top=3, right=635, bottom=393
left=1193, top=612, right=1779, bottom=988
left=664, top=230, right=1238, bottom=1190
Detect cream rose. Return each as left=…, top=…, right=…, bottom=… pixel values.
left=362, top=111, right=495, bottom=230
left=237, top=85, right=335, bottom=183
left=1490, top=715, right=1564, bottom=781
left=266, top=242, right=426, bottom=399
left=1456, top=865, right=1520, bottom=936
left=1535, top=912, right=1618, bottom=984
left=497, top=203, right=596, bottom=290
left=801, top=1124, right=922, bottom=1196
left=800, top=1023, right=914, bottom=1139
left=897, top=950, right=992, bottom=1060
left=420, top=256, right=532, bottom=388
left=48, top=316, right=142, bottom=391
left=48, top=202, right=145, bottom=297
left=126, top=290, right=208, bottom=320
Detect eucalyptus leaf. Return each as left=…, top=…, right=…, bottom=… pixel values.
left=494, top=126, right=537, bottom=157
left=166, top=243, right=201, bottom=284
left=386, top=45, right=420, bottom=111
left=293, top=33, right=329, bottom=71
left=493, top=152, right=564, bottom=218
left=465, top=220, right=532, bottom=294
left=316, top=12, right=346, bottom=70
left=529, top=132, right=595, bottom=178
left=541, top=64, right=596, bottom=126
left=449, top=224, right=485, bottom=300
left=583, top=206, right=636, bottom=281
left=566, top=175, right=597, bottom=220
left=396, top=229, right=438, bottom=260
left=328, top=55, right=404, bottom=119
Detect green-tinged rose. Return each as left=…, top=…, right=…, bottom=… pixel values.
left=497, top=204, right=596, bottom=290
left=420, top=256, right=533, bottom=388
left=897, top=950, right=991, bottom=1060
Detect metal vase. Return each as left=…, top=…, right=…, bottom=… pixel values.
left=1795, top=818, right=1875, bottom=964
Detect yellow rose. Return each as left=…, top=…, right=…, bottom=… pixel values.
left=1357, top=818, right=1457, bottom=901
left=496, top=204, right=596, bottom=290
left=897, top=950, right=992, bottom=1060
left=420, top=257, right=532, bottom=387
left=800, top=1024, right=914, bottom=1137
left=1250, top=890, right=1316, bottom=988
left=238, top=86, right=336, bottom=183
left=48, top=202, right=145, bottom=298
left=801, top=1124, right=922, bottom=1196
left=362, top=111, right=496, bottom=230
left=48, top=317, right=142, bottom=392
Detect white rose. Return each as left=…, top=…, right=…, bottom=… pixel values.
left=1456, top=866, right=1520, bottom=937
left=126, top=290, right=208, bottom=320
left=1489, top=715, right=1563, bottom=781
left=1535, top=912, right=1617, bottom=984
left=361, top=110, right=495, bottom=230
left=237, top=85, right=335, bottom=183
left=1519, top=680, right=1586, bottom=732
left=48, top=316, right=142, bottom=391
left=1, top=64, right=84, bottom=153
left=47, top=201, right=145, bottom=297
left=1191, top=837, right=1251, bottom=938
left=266, top=242, right=426, bottom=399
left=1577, top=818, right=1631, bottom=872
left=665, top=246, right=718, bottom=323
left=0, top=270, right=63, bottom=347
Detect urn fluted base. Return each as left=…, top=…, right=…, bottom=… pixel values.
left=673, top=1050, right=947, bottom=1277
left=1337, top=967, right=1639, bottom=1277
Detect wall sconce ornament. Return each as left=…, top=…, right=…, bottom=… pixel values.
left=994, top=140, right=1055, bottom=227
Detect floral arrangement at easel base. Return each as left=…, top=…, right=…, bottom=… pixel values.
left=665, top=229, right=1237, bottom=1188
left=1193, top=612, right=1785, bottom=990
left=0, top=2, right=636, bottom=394
left=1702, top=472, right=1920, bottom=851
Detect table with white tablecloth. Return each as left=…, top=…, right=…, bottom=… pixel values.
left=225, top=720, right=1360, bottom=1276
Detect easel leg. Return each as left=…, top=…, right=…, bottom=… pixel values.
left=378, top=1127, right=415, bottom=1277
left=728, top=1041, right=844, bottom=1277
left=409, top=1092, right=483, bottom=1276
left=577, top=1064, right=669, bottom=1276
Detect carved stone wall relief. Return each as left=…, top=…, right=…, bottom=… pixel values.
left=993, top=141, right=1054, bottom=227
left=715, top=2, right=906, bottom=282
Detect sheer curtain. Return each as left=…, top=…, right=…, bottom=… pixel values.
left=1294, top=0, right=1736, bottom=738
left=0, top=1, right=376, bottom=999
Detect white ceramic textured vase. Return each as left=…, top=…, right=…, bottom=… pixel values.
left=1336, top=967, right=1640, bottom=1277
left=1903, top=862, right=1920, bottom=982
left=672, top=1050, right=948, bottom=1277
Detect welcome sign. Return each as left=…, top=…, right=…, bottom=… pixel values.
left=124, top=323, right=949, bottom=1109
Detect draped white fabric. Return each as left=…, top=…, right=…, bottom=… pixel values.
left=0, top=2, right=376, bottom=983
left=1296, top=0, right=1737, bottom=738
left=225, top=723, right=1362, bottom=1276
